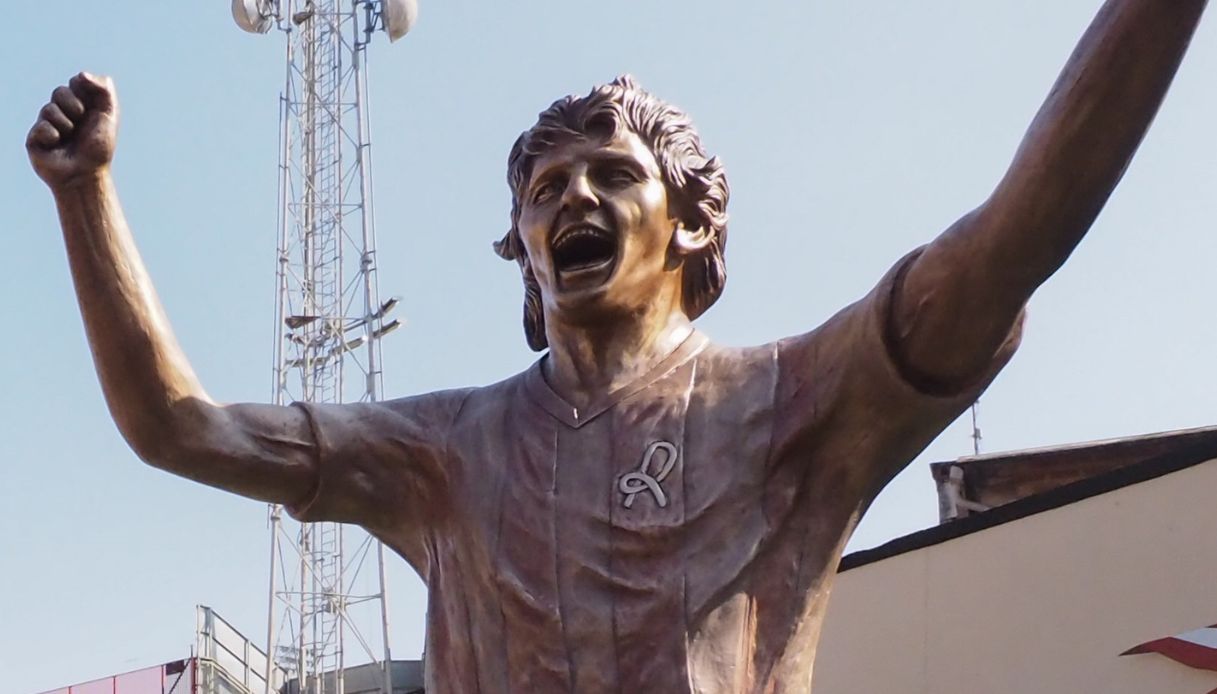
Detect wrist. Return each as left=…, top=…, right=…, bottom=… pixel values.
left=49, top=168, right=110, bottom=198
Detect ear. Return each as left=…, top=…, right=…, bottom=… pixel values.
left=672, top=223, right=714, bottom=255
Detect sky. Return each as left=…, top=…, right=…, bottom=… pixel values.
left=2, top=1, right=1214, bottom=691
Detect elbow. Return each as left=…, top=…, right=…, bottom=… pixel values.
left=119, top=421, right=196, bottom=477
left=111, top=395, right=221, bottom=476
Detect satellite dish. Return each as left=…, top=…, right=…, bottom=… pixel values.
left=232, top=0, right=274, bottom=34
left=383, top=0, right=419, bottom=42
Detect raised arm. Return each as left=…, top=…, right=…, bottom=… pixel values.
left=28, top=73, right=315, bottom=505
left=892, top=0, right=1209, bottom=388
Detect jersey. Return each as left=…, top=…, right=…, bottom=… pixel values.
left=287, top=251, right=1022, bottom=693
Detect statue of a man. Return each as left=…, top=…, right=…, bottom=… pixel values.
left=26, top=1, right=1209, bottom=691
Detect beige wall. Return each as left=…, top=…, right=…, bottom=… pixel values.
left=816, top=458, right=1217, bottom=694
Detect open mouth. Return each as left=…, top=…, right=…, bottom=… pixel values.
left=551, top=224, right=617, bottom=275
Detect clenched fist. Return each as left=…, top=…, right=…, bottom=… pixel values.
left=27, top=72, right=119, bottom=189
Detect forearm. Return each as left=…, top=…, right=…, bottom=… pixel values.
left=53, top=172, right=316, bottom=501
left=894, top=0, right=1208, bottom=386
left=54, top=171, right=212, bottom=459
left=985, top=0, right=1208, bottom=279
left=30, top=72, right=315, bottom=505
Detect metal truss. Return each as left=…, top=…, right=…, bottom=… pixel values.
left=254, top=2, right=400, bottom=692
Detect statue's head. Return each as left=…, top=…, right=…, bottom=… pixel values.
left=495, top=75, right=729, bottom=351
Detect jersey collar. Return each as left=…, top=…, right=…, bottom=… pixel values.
left=525, top=330, right=710, bottom=429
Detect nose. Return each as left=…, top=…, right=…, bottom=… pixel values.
left=560, top=170, right=599, bottom=213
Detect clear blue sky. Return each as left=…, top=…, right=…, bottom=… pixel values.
left=2, top=1, right=1214, bottom=691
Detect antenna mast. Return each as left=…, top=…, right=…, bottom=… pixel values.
left=233, top=1, right=416, bottom=691
left=970, top=402, right=982, bottom=456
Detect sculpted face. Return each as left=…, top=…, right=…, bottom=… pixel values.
left=516, top=130, right=684, bottom=325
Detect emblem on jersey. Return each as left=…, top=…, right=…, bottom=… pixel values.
left=619, top=441, right=679, bottom=509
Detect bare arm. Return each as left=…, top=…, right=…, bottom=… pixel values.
left=893, top=0, right=1209, bottom=387
left=28, top=73, right=314, bottom=504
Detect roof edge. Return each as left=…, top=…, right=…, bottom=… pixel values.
left=840, top=429, right=1217, bottom=572
left=937, top=424, right=1217, bottom=469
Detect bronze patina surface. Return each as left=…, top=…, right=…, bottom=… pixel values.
left=27, top=1, right=1209, bottom=691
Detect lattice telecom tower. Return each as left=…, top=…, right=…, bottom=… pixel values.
left=232, top=1, right=418, bottom=692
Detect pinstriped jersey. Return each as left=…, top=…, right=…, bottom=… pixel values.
left=289, top=252, right=1021, bottom=693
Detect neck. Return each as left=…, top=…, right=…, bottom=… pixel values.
left=542, top=298, right=693, bottom=410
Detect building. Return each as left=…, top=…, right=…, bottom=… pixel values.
left=38, top=606, right=424, bottom=694
left=816, top=426, right=1217, bottom=693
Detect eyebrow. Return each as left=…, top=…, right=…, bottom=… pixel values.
left=589, top=151, right=649, bottom=173
left=529, top=149, right=652, bottom=191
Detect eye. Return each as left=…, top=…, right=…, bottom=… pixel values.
left=531, top=179, right=562, bottom=204
left=597, top=166, right=640, bottom=188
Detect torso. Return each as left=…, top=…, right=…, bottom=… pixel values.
left=417, top=334, right=853, bottom=693
left=299, top=254, right=1017, bottom=693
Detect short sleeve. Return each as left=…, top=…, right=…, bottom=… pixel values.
left=287, top=389, right=472, bottom=535
left=771, top=248, right=1023, bottom=501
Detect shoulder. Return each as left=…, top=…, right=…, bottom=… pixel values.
left=683, top=339, right=783, bottom=415
left=773, top=249, right=927, bottom=381
left=378, top=386, right=478, bottom=424
left=695, top=339, right=779, bottom=381
left=370, top=369, right=535, bottom=432
left=411, top=368, right=538, bottom=436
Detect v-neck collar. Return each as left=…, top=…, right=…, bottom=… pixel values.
left=524, top=331, right=710, bottom=429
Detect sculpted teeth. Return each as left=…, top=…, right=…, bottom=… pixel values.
left=553, top=225, right=610, bottom=251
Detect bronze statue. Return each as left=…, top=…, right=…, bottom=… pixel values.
left=26, top=1, right=1209, bottom=691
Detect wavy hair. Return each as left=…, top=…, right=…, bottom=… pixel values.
left=494, top=75, right=730, bottom=351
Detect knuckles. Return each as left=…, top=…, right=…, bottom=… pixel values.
left=27, top=74, right=119, bottom=177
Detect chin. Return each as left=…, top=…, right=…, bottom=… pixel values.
left=551, top=281, right=676, bottom=332
left=548, top=277, right=617, bottom=319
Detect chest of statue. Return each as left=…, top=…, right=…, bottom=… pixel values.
left=429, top=338, right=791, bottom=692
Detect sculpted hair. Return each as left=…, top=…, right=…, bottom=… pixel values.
left=494, top=75, right=730, bottom=351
